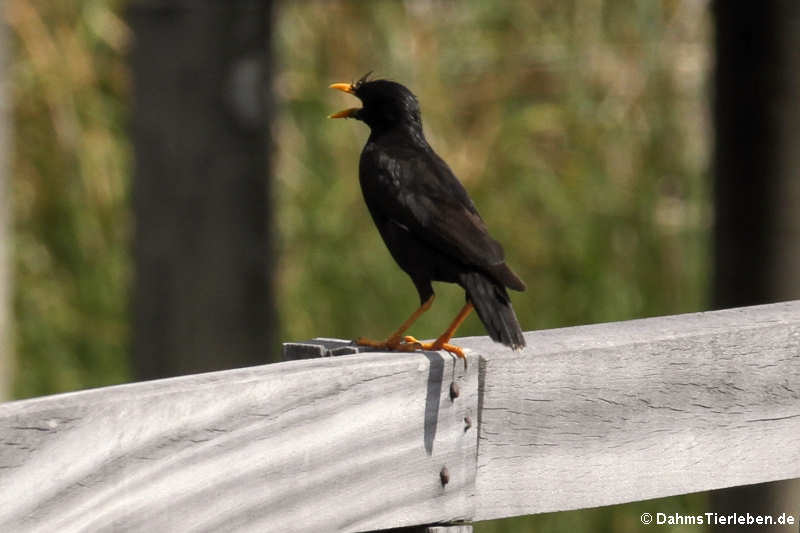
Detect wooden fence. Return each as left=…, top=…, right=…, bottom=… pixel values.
left=1, top=300, right=799, bottom=532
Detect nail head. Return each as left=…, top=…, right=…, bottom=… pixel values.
left=449, top=382, right=460, bottom=400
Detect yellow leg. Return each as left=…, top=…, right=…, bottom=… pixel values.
left=356, top=295, right=434, bottom=351
left=404, top=302, right=474, bottom=359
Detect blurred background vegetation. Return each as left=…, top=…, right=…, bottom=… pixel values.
left=3, top=0, right=711, bottom=531
left=6, top=0, right=130, bottom=396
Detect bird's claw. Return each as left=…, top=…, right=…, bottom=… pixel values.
left=403, top=336, right=466, bottom=360
left=403, top=335, right=422, bottom=346
left=355, top=335, right=465, bottom=359
left=400, top=336, right=423, bottom=350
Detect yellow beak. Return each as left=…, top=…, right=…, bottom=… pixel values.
left=329, top=82, right=360, bottom=119
left=329, top=82, right=355, bottom=94
left=328, top=107, right=360, bottom=119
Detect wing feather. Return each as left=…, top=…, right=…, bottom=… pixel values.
left=365, top=145, right=505, bottom=270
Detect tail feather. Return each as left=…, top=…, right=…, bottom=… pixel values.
left=461, top=271, right=526, bottom=350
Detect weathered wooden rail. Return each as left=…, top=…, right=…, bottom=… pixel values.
left=1, top=301, right=799, bottom=532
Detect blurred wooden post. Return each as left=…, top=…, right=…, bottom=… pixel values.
left=0, top=11, right=11, bottom=400
left=712, top=1, right=800, bottom=530
left=713, top=0, right=800, bottom=307
left=127, top=1, right=277, bottom=379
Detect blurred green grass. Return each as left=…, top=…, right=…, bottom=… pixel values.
left=7, top=0, right=131, bottom=397
left=6, top=0, right=711, bottom=531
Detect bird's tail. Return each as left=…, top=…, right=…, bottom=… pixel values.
left=461, top=271, right=525, bottom=350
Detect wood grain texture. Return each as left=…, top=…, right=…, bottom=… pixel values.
left=285, top=340, right=476, bottom=533
left=470, top=300, right=800, bottom=521
left=0, top=351, right=479, bottom=532
left=1, top=301, right=799, bottom=530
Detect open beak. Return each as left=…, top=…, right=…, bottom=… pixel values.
left=328, top=107, right=359, bottom=119
left=329, top=82, right=361, bottom=119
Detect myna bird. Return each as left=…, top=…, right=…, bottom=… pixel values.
left=329, top=73, right=526, bottom=359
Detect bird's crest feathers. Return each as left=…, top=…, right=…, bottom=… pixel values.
left=352, top=71, right=374, bottom=92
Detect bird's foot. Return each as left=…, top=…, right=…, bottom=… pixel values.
left=355, top=336, right=421, bottom=352
left=403, top=335, right=466, bottom=360
left=355, top=335, right=466, bottom=363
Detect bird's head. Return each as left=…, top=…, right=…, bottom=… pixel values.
left=329, top=73, right=423, bottom=135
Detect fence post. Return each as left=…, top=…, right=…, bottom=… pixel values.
left=283, top=339, right=476, bottom=533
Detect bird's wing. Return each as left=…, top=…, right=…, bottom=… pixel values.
left=367, top=145, right=506, bottom=270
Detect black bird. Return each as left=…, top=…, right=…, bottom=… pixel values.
left=329, top=74, right=525, bottom=359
